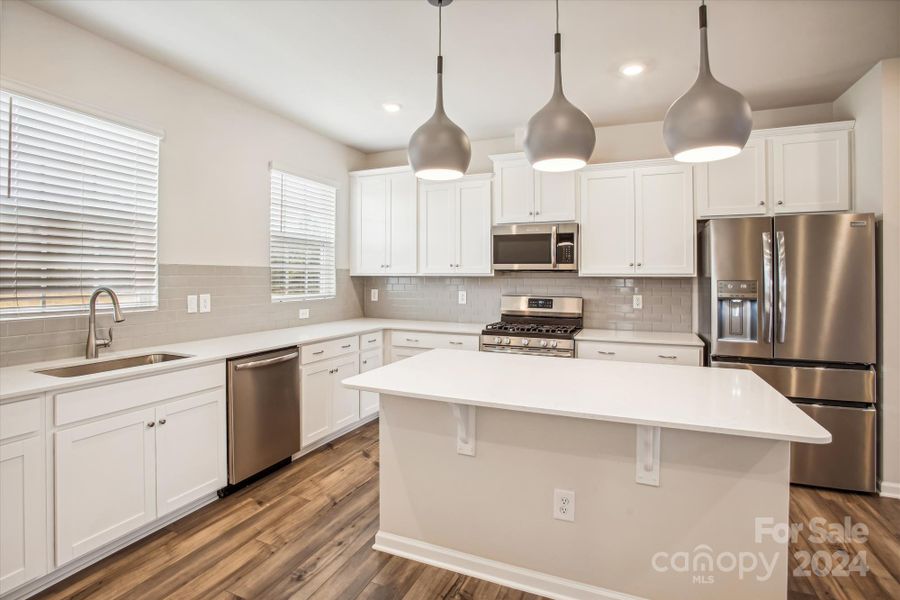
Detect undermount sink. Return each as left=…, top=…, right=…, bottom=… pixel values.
left=36, top=353, right=191, bottom=378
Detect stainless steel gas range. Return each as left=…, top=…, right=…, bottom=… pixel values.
left=480, top=295, right=583, bottom=358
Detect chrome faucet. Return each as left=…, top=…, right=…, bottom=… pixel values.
left=86, top=287, right=125, bottom=359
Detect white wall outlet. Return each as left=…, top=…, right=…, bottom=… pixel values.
left=298, top=308, right=310, bottom=319
left=199, top=293, right=211, bottom=313
left=633, top=294, right=643, bottom=309
left=553, top=488, right=575, bottom=522
left=370, top=288, right=379, bottom=302
left=187, top=295, right=198, bottom=314
left=458, top=290, right=467, bottom=305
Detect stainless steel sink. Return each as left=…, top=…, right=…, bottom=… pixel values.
left=36, top=353, right=191, bottom=378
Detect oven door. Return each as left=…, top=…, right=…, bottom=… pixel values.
left=492, top=223, right=560, bottom=271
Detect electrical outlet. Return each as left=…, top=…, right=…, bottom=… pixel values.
left=370, top=288, right=379, bottom=302
left=458, top=290, right=467, bottom=305
left=187, top=295, right=198, bottom=314
left=298, top=308, right=310, bottom=319
left=633, top=294, right=643, bottom=309
left=553, top=489, right=575, bottom=522
left=199, top=293, right=211, bottom=313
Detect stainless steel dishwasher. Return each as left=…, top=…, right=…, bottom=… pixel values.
left=226, top=347, right=300, bottom=485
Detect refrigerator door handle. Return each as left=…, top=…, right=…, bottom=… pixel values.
left=761, top=231, right=773, bottom=343
left=776, top=230, right=787, bottom=344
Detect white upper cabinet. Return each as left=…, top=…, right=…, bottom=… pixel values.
left=351, top=168, right=417, bottom=275
left=770, top=128, right=850, bottom=214
left=491, top=153, right=576, bottom=224
left=695, top=122, right=853, bottom=218
left=580, top=161, right=694, bottom=277
left=419, top=175, right=491, bottom=276
left=695, top=136, right=767, bottom=217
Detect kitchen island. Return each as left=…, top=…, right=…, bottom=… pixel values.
left=342, top=350, right=831, bottom=600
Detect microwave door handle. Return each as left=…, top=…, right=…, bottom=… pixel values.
left=761, top=231, right=773, bottom=343
left=551, top=225, right=558, bottom=269
left=776, top=230, right=787, bottom=344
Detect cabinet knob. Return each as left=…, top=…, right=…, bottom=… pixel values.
left=146, top=422, right=155, bottom=428
left=528, top=211, right=533, bottom=216
left=637, top=263, right=642, bottom=267
left=777, top=200, right=784, bottom=205
left=629, top=262, right=634, bottom=267
left=759, top=201, right=765, bottom=206
left=158, top=419, right=167, bottom=425
left=535, top=211, right=540, bottom=215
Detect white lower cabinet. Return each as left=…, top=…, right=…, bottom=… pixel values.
left=359, top=349, right=383, bottom=419
left=55, top=408, right=157, bottom=565
left=576, top=341, right=702, bottom=366
left=0, top=434, right=46, bottom=594
left=301, top=353, right=361, bottom=448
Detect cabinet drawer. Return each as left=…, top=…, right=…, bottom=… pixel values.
left=301, top=336, right=359, bottom=365
left=576, top=341, right=701, bottom=366
left=0, top=396, right=42, bottom=441
left=391, top=330, right=478, bottom=351
left=360, top=331, right=383, bottom=350
left=55, top=363, right=224, bottom=427
left=360, top=349, right=383, bottom=373
left=391, top=347, right=430, bottom=363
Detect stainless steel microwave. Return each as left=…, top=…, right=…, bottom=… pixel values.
left=492, top=223, right=578, bottom=271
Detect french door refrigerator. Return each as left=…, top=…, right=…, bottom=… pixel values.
left=699, top=213, right=877, bottom=492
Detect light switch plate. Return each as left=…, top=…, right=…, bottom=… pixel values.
left=458, top=290, right=467, bottom=305
left=298, top=308, right=310, bottom=319
left=187, top=295, right=198, bottom=314
left=633, top=294, right=643, bottom=309
left=370, top=288, right=378, bottom=302
left=199, top=293, right=211, bottom=313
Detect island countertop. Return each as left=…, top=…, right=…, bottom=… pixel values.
left=342, top=349, right=832, bottom=444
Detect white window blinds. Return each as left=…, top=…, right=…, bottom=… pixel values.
left=0, top=91, right=160, bottom=318
left=270, top=169, right=336, bottom=301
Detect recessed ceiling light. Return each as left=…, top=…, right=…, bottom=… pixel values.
left=382, top=102, right=402, bottom=113
left=619, top=63, right=646, bottom=77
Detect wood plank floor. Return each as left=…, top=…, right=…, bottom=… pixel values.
left=35, top=420, right=900, bottom=600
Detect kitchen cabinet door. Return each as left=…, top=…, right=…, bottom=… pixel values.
left=331, top=358, right=360, bottom=431
left=301, top=363, right=333, bottom=448
left=419, top=182, right=457, bottom=274
left=356, top=175, right=388, bottom=274
left=494, top=157, right=535, bottom=224
left=695, top=137, right=767, bottom=217
left=359, top=350, right=383, bottom=419
left=155, top=389, right=226, bottom=517
left=456, top=179, right=492, bottom=274
left=56, top=408, right=157, bottom=565
left=579, top=169, right=636, bottom=275
left=0, top=437, right=46, bottom=594
left=535, top=171, right=577, bottom=222
left=635, top=165, right=694, bottom=275
left=386, top=172, right=418, bottom=274
left=770, top=130, right=850, bottom=213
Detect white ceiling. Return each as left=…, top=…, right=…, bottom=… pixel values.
left=29, top=0, right=900, bottom=153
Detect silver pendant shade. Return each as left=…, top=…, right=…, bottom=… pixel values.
left=663, top=1, right=752, bottom=163
left=408, top=0, right=471, bottom=181
left=524, top=0, right=595, bottom=172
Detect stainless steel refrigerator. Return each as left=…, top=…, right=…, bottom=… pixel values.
left=698, top=213, right=877, bottom=493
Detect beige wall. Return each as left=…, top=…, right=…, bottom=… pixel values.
left=0, top=0, right=365, bottom=269
left=364, top=103, right=836, bottom=173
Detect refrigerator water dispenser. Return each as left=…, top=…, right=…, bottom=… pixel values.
left=716, top=280, right=758, bottom=342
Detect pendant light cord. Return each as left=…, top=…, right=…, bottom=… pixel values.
left=556, top=0, right=559, bottom=35
left=554, top=0, right=561, bottom=54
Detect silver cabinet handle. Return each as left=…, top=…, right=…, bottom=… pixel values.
left=658, top=354, right=677, bottom=360
left=158, top=419, right=167, bottom=425
left=341, top=344, right=352, bottom=349
left=776, top=230, right=787, bottom=344
left=406, top=338, right=419, bottom=342
left=312, top=350, right=325, bottom=355
left=761, top=231, right=773, bottom=343
left=235, top=351, right=299, bottom=370
left=146, top=422, right=155, bottom=428
left=597, top=350, right=616, bottom=355
left=449, top=341, right=463, bottom=345
left=367, top=338, right=377, bottom=343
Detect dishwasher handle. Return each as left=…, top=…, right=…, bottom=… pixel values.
left=234, top=351, right=299, bottom=370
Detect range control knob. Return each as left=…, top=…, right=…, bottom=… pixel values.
left=503, top=337, right=511, bottom=345
left=550, top=340, right=559, bottom=348
left=522, top=339, right=530, bottom=346
left=494, top=336, right=502, bottom=344
left=540, top=340, right=548, bottom=347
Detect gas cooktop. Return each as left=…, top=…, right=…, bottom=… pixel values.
left=480, top=295, right=584, bottom=358
left=482, top=321, right=581, bottom=339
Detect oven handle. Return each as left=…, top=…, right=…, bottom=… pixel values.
left=551, top=224, right=558, bottom=269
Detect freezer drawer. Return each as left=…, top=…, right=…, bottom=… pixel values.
left=709, top=361, right=876, bottom=404
left=791, top=403, right=876, bottom=493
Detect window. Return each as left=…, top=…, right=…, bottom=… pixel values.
left=0, top=91, right=160, bottom=318
left=270, top=169, right=336, bottom=301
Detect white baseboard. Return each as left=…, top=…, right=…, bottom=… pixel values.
left=3, top=493, right=218, bottom=600
left=880, top=480, right=900, bottom=499
left=373, top=531, right=646, bottom=600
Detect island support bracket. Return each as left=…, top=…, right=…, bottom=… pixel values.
left=636, top=425, right=660, bottom=486
left=451, top=404, right=476, bottom=456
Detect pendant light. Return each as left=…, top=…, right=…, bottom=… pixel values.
left=408, top=0, right=471, bottom=181
left=663, top=0, right=752, bottom=163
left=524, top=0, right=595, bottom=172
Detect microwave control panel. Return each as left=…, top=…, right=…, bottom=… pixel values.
left=556, top=232, right=576, bottom=264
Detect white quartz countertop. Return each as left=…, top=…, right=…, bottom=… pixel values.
left=342, top=349, right=831, bottom=444
left=0, top=318, right=483, bottom=401
left=575, top=328, right=703, bottom=347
